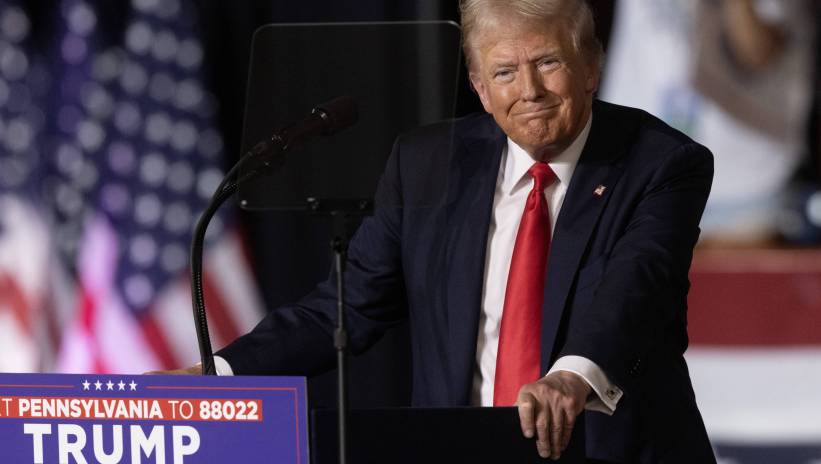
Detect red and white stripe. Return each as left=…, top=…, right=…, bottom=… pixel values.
left=56, top=214, right=263, bottom=374
left=0, top=195, right=56, bottom=373
left=686, top=249, right=821, bottom=445
left=144, top=229, right=263, bottom=370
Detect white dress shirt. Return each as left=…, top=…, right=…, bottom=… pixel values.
left=216, top=115, right=622, bottom=414
left=470, top=115, right=622, bottom=414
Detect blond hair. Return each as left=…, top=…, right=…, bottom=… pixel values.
left=459, top=0, right=603, bottom=71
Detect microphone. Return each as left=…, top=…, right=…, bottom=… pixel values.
left=276, top=96, right=358, bottom=150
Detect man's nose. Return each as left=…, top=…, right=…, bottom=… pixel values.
left=520, top=66, right=545, bottom=101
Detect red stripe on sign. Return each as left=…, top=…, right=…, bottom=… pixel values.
left=202, top=272, right=241, bottom=346
left=0, top=385, right=73, bottom=388
left=688, top=249, right=821, bottom=346
left=140, top=313, right=180, bottom=370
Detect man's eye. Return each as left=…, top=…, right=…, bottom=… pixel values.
left=538, top=59, right=559, bottom=70
left=494, top=70, right=514, bottom=80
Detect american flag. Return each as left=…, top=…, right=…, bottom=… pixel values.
left=0, top=0, right=262, bottom=374
left=0, top=0, right=62, bottom=373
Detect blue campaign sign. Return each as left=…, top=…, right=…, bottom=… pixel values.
left=0, top=373, right=308, bottom=464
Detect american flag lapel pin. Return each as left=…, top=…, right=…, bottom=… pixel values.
left=594, top=185, right=606, bottom=197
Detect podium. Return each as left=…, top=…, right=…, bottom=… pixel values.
left=311, top=407, right=586, bottom=463
left=0, top=373, right=586, bottom=463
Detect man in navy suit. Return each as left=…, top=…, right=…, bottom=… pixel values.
left=172, top=0, right=716, bottom=461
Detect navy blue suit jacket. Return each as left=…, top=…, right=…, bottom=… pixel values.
left=218, top=101, right=716, bottom=463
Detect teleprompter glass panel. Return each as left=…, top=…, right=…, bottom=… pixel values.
left=237, top=21, right=462, bottom=211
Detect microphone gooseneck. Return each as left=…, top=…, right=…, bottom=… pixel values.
left=191, top=95, right=358, bottom=375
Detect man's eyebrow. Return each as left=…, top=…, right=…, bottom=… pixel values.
left=489, top=60, right=517, bottom=68
left=530, top=50, right=561, bottom=61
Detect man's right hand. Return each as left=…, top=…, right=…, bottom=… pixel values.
left=516, top=371, right=590, bottom=460
left=145, top=364, right=202, bottom=375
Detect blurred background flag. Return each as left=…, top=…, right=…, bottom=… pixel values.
left=0, top=0, right=263, bottom=374
left=687, top=249, right=821, bottom=463
left=0, top=0, right=62, bottom=373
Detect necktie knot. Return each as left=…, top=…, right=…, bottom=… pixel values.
left=528, top=162, right=557, bottom=191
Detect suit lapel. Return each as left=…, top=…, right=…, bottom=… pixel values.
left=540, top=103, right=630, bottom=370
left=443, top=117, right=505, bottom=404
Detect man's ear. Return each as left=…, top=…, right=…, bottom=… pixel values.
left=584, top=59, right=601, bottom=94
left=469, top=73, right=493, bottom=114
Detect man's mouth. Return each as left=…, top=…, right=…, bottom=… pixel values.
left=515, top=106, right=559, bottom=117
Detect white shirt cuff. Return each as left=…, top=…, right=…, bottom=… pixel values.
left=213, top=356, right=234, bottom=376
left=547, top=355, right=622, bottom=415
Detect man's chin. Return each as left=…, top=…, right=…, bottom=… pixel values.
left=512, top=130, right=552, bottom=150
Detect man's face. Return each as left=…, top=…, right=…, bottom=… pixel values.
left=469, top=16, right=599, bottom=160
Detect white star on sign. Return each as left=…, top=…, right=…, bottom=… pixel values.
left=82, top=380, right=90, bottom=390
left=106, top=380, right=114, bottom=390
left=118, top=381, right=126, bottom=391
left=94, top=380, right=103, bottom=390
left=129, top=380, right=137, bottom=391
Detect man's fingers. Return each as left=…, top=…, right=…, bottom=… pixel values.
left=535, top=406, right=551, bottom=459
left=517, top=374, right=590, bottom=460
left=550, top=414, right=564, bottom=459
left=517, top=394, right=536, bottom=439
left=144, top=365, right=202, bottom=375
left=560, top=409, right=576, bottom=451
left=536, top=440, right=550, bottom=460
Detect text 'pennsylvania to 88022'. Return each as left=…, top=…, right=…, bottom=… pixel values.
left=0, top=397, right=262, bottom=422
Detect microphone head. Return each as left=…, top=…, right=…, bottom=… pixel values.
left=312, top=96, right=358, bottom=135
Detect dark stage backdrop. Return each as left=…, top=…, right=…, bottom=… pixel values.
left=193, top=0, right=615, bottom=409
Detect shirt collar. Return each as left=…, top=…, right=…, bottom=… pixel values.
left=501, top=114, right=592, bottom=196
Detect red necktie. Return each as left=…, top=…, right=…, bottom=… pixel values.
left=494, top=162, right=556, bottom=406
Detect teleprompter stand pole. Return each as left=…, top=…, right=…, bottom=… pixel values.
left=332, top=212, right=349, bottom=464
left=307, top=197, right=371, bottom=464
